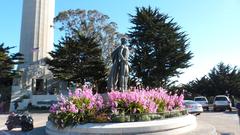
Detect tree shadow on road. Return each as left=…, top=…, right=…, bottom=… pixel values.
left=1, top=126, right=46, bottom=135
left=223, top=110, right=237, bottom=114
left=220, top=133, right=235, bottom=135
left=201, top=110, right=237, bottom=115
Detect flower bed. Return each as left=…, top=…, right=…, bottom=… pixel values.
left=109, top=110, right=187, bottom=123
left=48, top=86, right=186, bottom=128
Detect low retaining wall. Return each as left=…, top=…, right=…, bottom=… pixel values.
left=31, top=95, right=57, bottom=107
left=46, top=114, right=197, bottom=135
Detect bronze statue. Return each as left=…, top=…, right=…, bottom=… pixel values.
left=107, top=38, right=129, bottom=91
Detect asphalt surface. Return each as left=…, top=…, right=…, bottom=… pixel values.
left=0, top=111, right=239, bottom=135
left=0, top=113, right=48, bottom=135
left=197, top=110, right=240, bottom=135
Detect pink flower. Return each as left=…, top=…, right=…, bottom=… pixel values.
left=49, top=104, right=58, bottom=113
left=74, top=88, right=82, bottom=97
left=50, top=86, right=184, bottom=117
left=68, top=90, right=73, bottom=97
left=60, top=106, right=67, bottom=112
left=69, top=103, right=78, bottom=113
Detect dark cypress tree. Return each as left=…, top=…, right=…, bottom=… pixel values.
left=0, top=43, right=24, bottom=78
left=0, top=43, right=24, bottom=107
left=128, top=7, right=193, bottom=88
left=0, top=43, right=13, bottom=78
left=46, top=34, right=107, bottom=91
left=208, top=62, right=240, bottom=97
left=54, top=9, right=124, bottom=67
left=184, top=62, right=240, bottom=98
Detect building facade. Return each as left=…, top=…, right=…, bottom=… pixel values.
left=17, top=0, right=57, bottom=95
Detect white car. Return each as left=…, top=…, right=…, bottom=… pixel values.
left=213, top=95, right=232, bottom=112
left=194, top=96, right=209, bottom=111
left=183, top=100, right=203, bottom=115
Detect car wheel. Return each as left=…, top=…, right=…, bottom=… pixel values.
left=21, top=122, right=29, bottom=131
left=7, top=125, right=13, bottom=130
left=213, top=108, right=216, bottom=112
left=28, top=124, right=33, bottom=130
left=195, top=113, right=200, bottom=116
left=206, top=107, right=209, bottom=111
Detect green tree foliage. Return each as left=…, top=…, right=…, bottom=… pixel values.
left=0, top=43, right=24, bottom=78
left=0, top=43, right=24, bottom=110
left=184, top=76, right=212, bottom=97
left=54, top=9, right=124, bottom=66
left=208, top=63, right=240, bottom=97
left=184, top=62, right=240, bottom=97
left=0, top=44, right=13, bottom=78
left=128, top=7, right=193, bottom=88
left=46, top=34, right=107, bottom=91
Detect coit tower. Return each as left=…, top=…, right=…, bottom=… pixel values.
left=19, top=0, right=55, bottom=68
left=17, top=0, right=55, bottom=93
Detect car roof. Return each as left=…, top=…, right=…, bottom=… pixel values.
left=214, top=95, right=230, bottom=101
left=184, top=100, right=198, bottom=103
left=194, top=96, right=206, bottom=98
left=184, top=100, right=193, bottom=102
left=215, top=95, right=228, bottom=97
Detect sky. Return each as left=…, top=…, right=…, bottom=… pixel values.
left=0, top=0, right=240, bottom=84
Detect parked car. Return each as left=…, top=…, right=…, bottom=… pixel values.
left=183, top=100, right=203, bottom=115
left=194, top=96, right=209, bottom=111
left=5, top=112, right=33, bottom=131
left=213, top=95, right=232, bottom=112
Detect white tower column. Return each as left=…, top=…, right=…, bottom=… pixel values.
left=19, top=0, right=55, bottom=68
left=18, top=0, right=55, bottom=93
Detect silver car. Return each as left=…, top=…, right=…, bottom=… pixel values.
left=213, top=95, right=232, bottom=112
left=184, top=100, right=203, bottom=115
left=194, top=96, right=209, bottom=111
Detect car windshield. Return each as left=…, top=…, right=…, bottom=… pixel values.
left=194, top=98, right=206, bottom=101
left=215, top=97, right=228, bottom=101
left=184, top=101, right=198, bottom=105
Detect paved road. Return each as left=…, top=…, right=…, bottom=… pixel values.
left=0, top=113, right=49, bottom=135
left=0, top=111, right=239, bottom=135
left=197, top=111, right=240, bottom=135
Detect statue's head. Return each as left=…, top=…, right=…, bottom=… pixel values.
left=121, top=37, right=127, bottom=45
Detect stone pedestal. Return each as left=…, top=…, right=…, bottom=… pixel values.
left=46, top=115, right=197, bottom=135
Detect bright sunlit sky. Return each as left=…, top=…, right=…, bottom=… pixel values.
left=0, top=0, right=240, bottom=84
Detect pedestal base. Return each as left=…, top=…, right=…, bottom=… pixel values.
left=46, top=114, right=197, bottom=135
